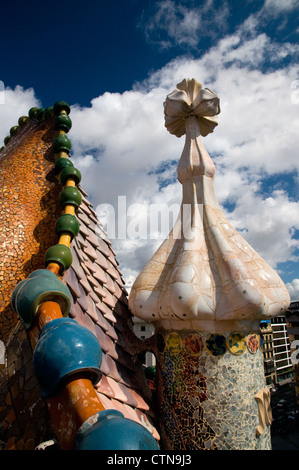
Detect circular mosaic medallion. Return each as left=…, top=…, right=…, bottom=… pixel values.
left=166, top=332, right=182, bottom=355
left=184, top=333, right=204, bottom=356
left=205, top=334, right=226, bottom=356
left=226, top=332, right=246, bottom=356
left=246, top=332, right=259, bottom=354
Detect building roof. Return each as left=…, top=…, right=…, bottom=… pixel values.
left=0, top=105, right=160, bottom=449
left=64, top=184, right=159, bottom=441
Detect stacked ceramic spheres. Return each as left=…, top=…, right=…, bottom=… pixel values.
left=8, top=102, right=158, bottom=450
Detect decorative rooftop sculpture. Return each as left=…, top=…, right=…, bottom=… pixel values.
left=129, top=79, right=290, bottom=450
left=0, top=102, right=159, bottom=450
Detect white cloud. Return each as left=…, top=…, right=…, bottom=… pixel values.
left=68, top=27, right=299, bottom=290
left=141, top=0, right=230, bottom=49
left=225, top=189, right=299, bottom=268
left=263, top=0, right=299, bottom=13
left=1, top=5, right=298, bottom=299
left=0, top=85, right=40, bottom=142
left=286, top=279, right=299, bottom=300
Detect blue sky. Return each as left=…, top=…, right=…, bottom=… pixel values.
left=0, top=0, right=299, bottom=298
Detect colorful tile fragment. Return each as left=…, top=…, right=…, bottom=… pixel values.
left=226, top=332, right=247, bottom=356
left=246, top=332, right=259, bottom=354
left=165, top=332, right=182, bottom=355
left=205, top=333, right=226, bottom=356
left=184, top=333, right=203, bottom=356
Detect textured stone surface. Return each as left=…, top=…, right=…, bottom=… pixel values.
left=129, top=79, right=288, bottom=450
left=129, top=79, right=290, bottom=332
left=0, top=114, right=159, bottom=450
left=0, top=119, right=61, bottom=342
left=154, top=328, right=270, bottom=450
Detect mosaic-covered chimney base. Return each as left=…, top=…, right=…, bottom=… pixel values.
left=155, top=329, right=271, bottom=450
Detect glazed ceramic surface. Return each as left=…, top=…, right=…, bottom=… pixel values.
left=129, top=79, right=290, bottom=450
left=129, top=79, right=290, bottom=333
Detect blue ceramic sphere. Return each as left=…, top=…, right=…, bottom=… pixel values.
left=11, top=269, right=71, bottom=329
left=74, top=409, right=159, bottom=450
left=33, top=317, right=102, bottom=397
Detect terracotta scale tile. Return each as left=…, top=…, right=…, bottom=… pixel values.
left=76, top=283, right=89, bottom=312
left=95, top=375, right=115, bottom=398
left=106, top=377, right=128, bottom=403
left=87, top=288, right=101, bottom=306
left=117, top=382, right=139, bottom=408
left=69, top=298, right=84, bottom=320
left=85, top=296, right=99, bottom=323
left=92, top=265, right=108, bottom=284
left=84, top=258, right=98, bottom=274
left=104, top=273, right=116, bottom=295
left=119, top=402, right=140, bottom=422
left=79, top=276, right=92, bottom=294
left=95, top=390, right=112, bottom=408
left=129, top=389, right=151, bottom=411
left=70, top=247, right=85, bottom=280
left=94, top=225, right=111, bottom=245
left=104, top=354, right=123, bottom=382
left=94, top=306, right=111, bottom=332
left=101, top=289, right=117, bottom=309
left=104, top=322, right=119, bottom=342
left=78, top=202, right=92, bottom=217
left=99, top=353, right=111, bottom=376
left=107, top=253, right=119, bottom=269
left=93, top=323, right=113, bottom=354
left=106, top=264, right=120, bottom=281
left=78, top=221, right=89, bottom=238
left=64, top=267, right=81, bottom=298
left=85, top=230, right=101, bottom=249
left=89, top=212, right=99, bottom=225
left=76, top=210, right=91, bottom=227
left=97, top=302, right=117, bottom=323
left=76, top=232, right=88, bottom=248
left=72, top=239, right=86, bottom=264
left=78, top=184, right=88, bottom=197
left=86, top=273, right=101, bottom=289
left=93, top=249, right=110, bottom=270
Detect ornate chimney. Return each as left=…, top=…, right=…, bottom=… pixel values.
left=129, top=79, right=290, bottom=450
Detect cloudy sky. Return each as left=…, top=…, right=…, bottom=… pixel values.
left=0, top=0, right=299, bottom=299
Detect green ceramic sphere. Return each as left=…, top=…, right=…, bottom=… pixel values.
left=54, top=114, right=72, bottom=133
left=28, top=107, right=39, bottom=119
left=44, top=107, right=54, bottom=120
left=53, top=134, right=72, bottom=154
left=10, top=125, right=19, bottom=136
left=55, top=214, right=80, bottom=238
left=60, top=166, right=81, bottom=186
left=36, top=108, right=46, bottom=121
left=4, top=135, right=11, bottom=145
left=55, top=157, right=74, bottom=175
left=18, top=116, right=30, bottom=127
left=53, top=101, right=71, bottom=116
left=44, top=244, right=73, bottom=271
left=59, top=186, right=82, bottom=208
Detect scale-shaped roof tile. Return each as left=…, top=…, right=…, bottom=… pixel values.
left=62, top=186, right=160, bottom=443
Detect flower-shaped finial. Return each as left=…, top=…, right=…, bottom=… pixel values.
left=164, top=78, right=221, bottom=137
